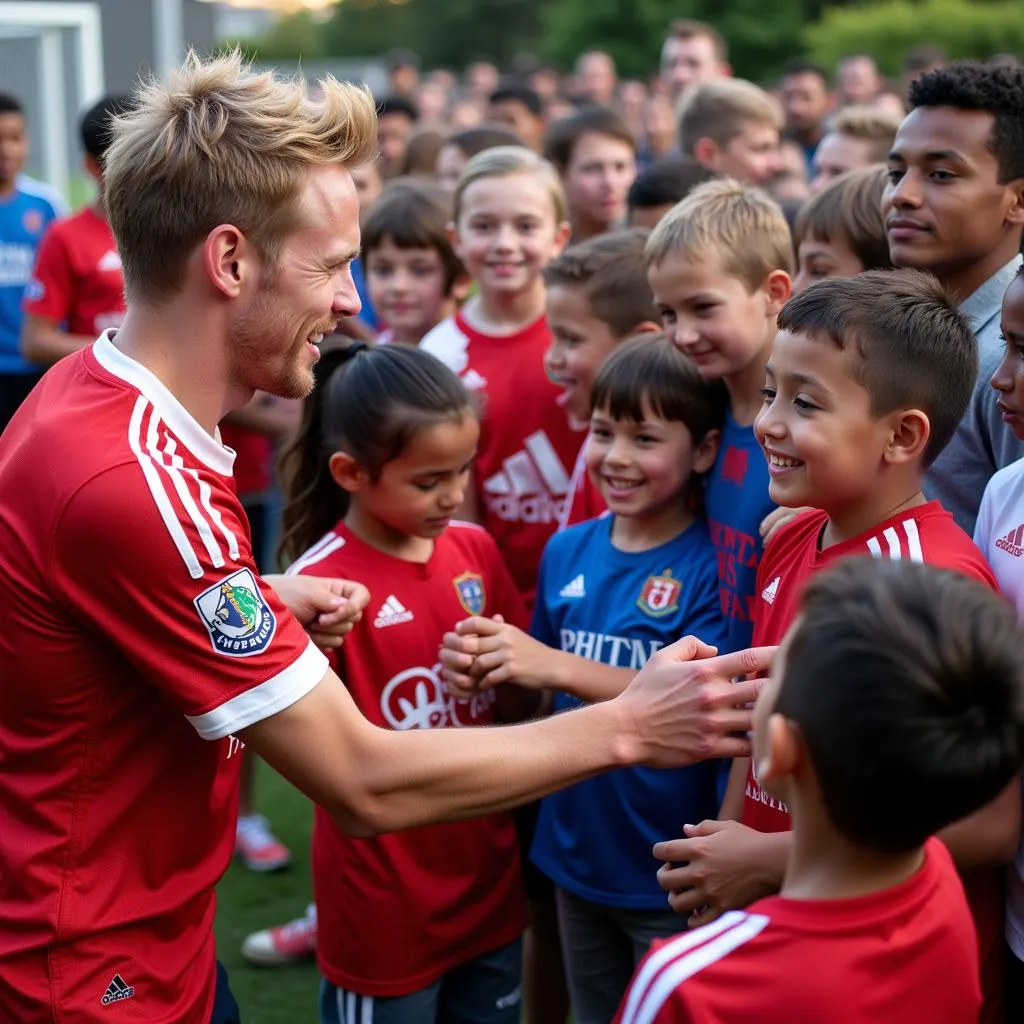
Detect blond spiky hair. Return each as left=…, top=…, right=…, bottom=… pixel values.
left=105, top=49, right=377, bottom=301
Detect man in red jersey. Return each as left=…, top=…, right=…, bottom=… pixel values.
left=0, top=52, right=769, bottom=1023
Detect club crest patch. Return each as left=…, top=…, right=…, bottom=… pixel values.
left=194, top=568, right=276, bottom=657
left=637, top=569, right=681, bottom=618
left=453, top=572, right=486, bottom=615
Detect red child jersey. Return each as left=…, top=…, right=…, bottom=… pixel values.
left=288, top=521, right=529, bottom=996
left=0, top=333, right=327, bottom=1023
left=558, top=436, right=608, bottom=532
left=23, top=206, right=126, bottom=336
left=421, top=311, right=584, bottom=603
left=615, top=839, right=980, bottom=1024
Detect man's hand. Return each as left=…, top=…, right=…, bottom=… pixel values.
left=611, top=639, right=775, bottom=768
left=440, top=616, right=552, bottom=695
left=265, top=574, right=370, bottom=650
left=654, top=820, right=787, bottom=927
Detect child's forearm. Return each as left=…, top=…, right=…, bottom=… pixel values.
left=719, top=757, right=750, bottom=820
left=550, top=649, right=638, bottom=702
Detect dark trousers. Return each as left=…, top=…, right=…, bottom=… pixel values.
left=211, top=961, right=242, bottom=1024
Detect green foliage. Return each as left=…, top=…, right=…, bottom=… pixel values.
left=806, top=0, right=1024, bottom=77
left=242, top=10, right=328, bottom=61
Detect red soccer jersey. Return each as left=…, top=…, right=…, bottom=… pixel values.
left=743, top=501, right=996, bottom=834
left=23, top=206, right=126, bottom=336
left=558, top=436, right=608, bottom=531
left=289, top=520, right=529, bottom=996
left=0, top=333, right=327, bottom=1023
left=615, top=839, right=980, bottom=1024
left=420, top=311, right=584, bottom=603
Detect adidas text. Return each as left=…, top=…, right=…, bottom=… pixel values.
left=101, top=975, right=136, bottom=1006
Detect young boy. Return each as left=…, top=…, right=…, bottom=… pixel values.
left=617, top=556, right=1024, bottom=1024
left=543, top=107, right=638, bottom=240
left=645, top=179, right=792, bottom=654
left=885, top=60, right=1024, bottom=535
left=363, top=179, right=469, bottom=345
left=659, top=271, right=1015, bottom=1024
left=627, top=156, right=717, bottom=231
left=542, top=228, right=660, bottom=529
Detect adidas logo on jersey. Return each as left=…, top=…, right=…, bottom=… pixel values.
left=462, top=368, right=488, bottom=391
left=483, top=430, right=571, bottom=523
left=996, top=523, right=1024, bottom=558
left=559, top=574, right=586, bottom=598
left=100, top=974, right=135, bottom=1006
left=761, top=576, right=780, bottom=604
left=374, top=595, right=414, bottom=628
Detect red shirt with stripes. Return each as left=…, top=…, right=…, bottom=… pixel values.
left=558, top=437, right=607, bottom=532
left=0, top=333, right=326, bottom=1023
left=289, top=521, right=528, bottom=996
left=615, top=839, right=979, bottom=1024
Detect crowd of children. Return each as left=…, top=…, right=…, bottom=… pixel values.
left=5, top=32, right=1024, bottom=1024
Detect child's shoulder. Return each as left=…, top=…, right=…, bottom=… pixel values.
left=544, top=515, right=610, bottom=560
left=285, top=527, right=350, bottom=577
left=982, top=455, right=1024, bottom=507
left=418, top=314, right=468, bottom=372
left=445, top=518, right=499, bottom=555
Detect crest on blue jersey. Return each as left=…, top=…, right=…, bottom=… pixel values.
left=637, top=569, right=681, bottom=618
left=453, top=572, right=486, bottom=615
left=194, top=568, right=276, bottom=657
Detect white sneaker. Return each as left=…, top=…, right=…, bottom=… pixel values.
left=234, top=814, right=292, bottom=873
left=241, top=905, right=317, bottom=966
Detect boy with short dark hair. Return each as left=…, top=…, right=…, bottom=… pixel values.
left=375, top=94, right=419, bottom=178
left=885, top=60, right=1024, bottom=535
left=659, top=270, right=1015, bottom=1024
left=618, top=556, right=1024, bottom=1024
left=627, top=156, right=717, bottom=230
left=489, top=84, right=546, bottom=153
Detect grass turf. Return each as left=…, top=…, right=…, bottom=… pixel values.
left=215, top=760, right=320, bottom=1022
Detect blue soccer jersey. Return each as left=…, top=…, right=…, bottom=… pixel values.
left=529, top=514, right=727, bottom=908
left=0, top=180, right=62, bottom=374
left=704, top=413, right=774, bottom=653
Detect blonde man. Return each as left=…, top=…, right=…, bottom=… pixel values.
left=677, top=78, right=784, bottom=187
left=0, top=52, right=768, bottom=1024
left=810, top=105, right=901, bottom=192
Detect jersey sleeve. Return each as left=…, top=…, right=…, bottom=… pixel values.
left=23, top=223, right=73, bottom=323
left=51, top=463, right=328, bottom=740
left=615, top=939, right=699, bottom=1024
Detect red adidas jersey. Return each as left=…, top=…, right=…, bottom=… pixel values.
left=0, top=333, right=326, bottom=1023
left=289, top=521, right=529, bottom=996
left=420, top=311, right=584, bottom=603
left=616, top=839, right=979, bottom=1024
left=23, top=206, right=126, bottom=336
left=558, top=436, right=608, bottom=531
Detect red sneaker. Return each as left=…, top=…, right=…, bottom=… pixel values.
left=234, top=814, right=292, bottom=873
left=241, top=906, right=317, bottom=966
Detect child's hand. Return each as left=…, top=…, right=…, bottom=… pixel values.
left=759, top=506, right=812, bottom=544
left=264, top=574, right=370, bottom=650
left=653, top=820, right=785, bottom=927
left=440, top=616, right=553, bottom=693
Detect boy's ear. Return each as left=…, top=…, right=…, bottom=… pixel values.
left=84, top=153, right=104, bottom=186
left=552, top=220, right=573, bottom=258
left=1004, top=178, right=1024, bottom=227
left=763, top=269, right=793, bottom=315
left=627, top=320, right=661, bottom=338
left=757, top=713, right=802, bottom=794
left=446, top=221, right=463, bottom=257
left=328, top=451, right=367, bottom=494
left=693, top=427, right=721, bottom=475
left=884, top=408, right=930, bottom=466
left=692, top=137, right=721, bottom=169
left=450, top=272, right=473, bottom=306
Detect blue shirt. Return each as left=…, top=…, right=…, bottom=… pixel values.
left=350, top=256, right=379, bottom=331
left=529, top=515, right=727, bottom=908
left=0, top=180, right=62, bottom=374
left=704, top=414, right=774, bottom=653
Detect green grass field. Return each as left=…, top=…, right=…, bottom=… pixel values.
left=215, top=760, right=321, bottom=1022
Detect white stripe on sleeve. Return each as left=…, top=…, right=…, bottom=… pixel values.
left=902, top=518, right=924, bottom=562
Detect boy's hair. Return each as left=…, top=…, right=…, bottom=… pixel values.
left=645, top=178, right=795, bottom=287
left=781, top=59, right=830, bottom=88
left=777, top=268, right=977, bottom=466
left=401, top=128, right=445, bottom=176
left=665, top=20, right=728, bottom=64
left=778, top=557, right=1024, bottom=854
left=453, top=145, right=567, bottom=223
left=903, top=44, right=948, bottom=76
left=543, top=228, right=657, bottom=338
left=677, top=79, right=782, bottom=155
left=590, top=333, right=726, bottom=444
left=362, top=179, right=465, bottom=292
left=908, top=60, right=1024, bottom=182
left=827, top=105, right=901, bottom=163
left=794, top=165, right=892, bottom=272
left=489, top=84, right=544, bottom=117
left=80, top=94, right=135, bottom=163
left=446, top=124, right=524, bottom=159
left=105, top=50, right=377, bottom=303
left=627, top=155, right=717, bottom=213
left=0, top=93, right=24, bottom=117
left=278, top=342, right=473, bottom=563
left=376, top=94, right=419, bottom=122
left=543, top=106, right=636, bottom=172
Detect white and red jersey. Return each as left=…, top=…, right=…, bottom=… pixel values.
left=290, top=521, right=529, bottom=996
left=744, top=501, right=997, bottom=835
left=616, top=839, right=979, bottom=1024
left=22, top=206, right=126, bottom=336
left=420, top=311, right=583, bottom=604
left=0, top=333, right=326, bottom=1023
left=558, top=437, right=607, bottom=532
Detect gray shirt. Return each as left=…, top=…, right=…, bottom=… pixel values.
left=924, top=255, right=1024, bottom=535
